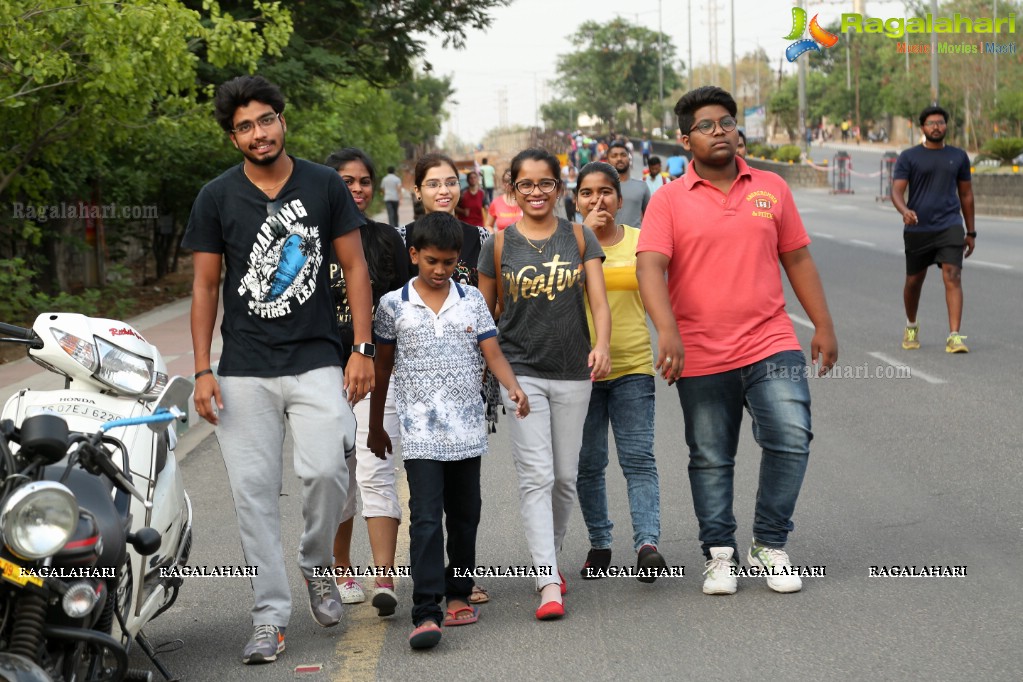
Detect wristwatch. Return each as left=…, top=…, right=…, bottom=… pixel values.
left=352, top=342, right=376, bottom=359
left=966, top=231, right=977, bottom=238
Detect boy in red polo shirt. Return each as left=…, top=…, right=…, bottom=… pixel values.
left=637, top=86, right=838, bottom=596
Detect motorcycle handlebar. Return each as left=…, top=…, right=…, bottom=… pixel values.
left=0, top=321, right=42, bottom=348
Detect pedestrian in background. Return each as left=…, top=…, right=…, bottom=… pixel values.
left=381, top=166, right=402, bottom=226
left=485, top=169, right=523, bottom=232
left=607, top=140, right=650, bottom=228
left=479, top=158, right=496, bottom=203
left=456, top=170, right=489, bottom=228
left=891, top=105, right=975, bottom=354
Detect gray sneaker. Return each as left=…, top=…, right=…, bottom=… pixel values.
left=306, top=576, right=343, bottom=627
left=242, top=624, right=285, bottom=664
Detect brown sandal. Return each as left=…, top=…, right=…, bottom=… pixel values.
left=468, top=584, right=490, bottom=604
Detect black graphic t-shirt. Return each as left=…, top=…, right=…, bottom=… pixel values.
left=397, top=219, right=490, bottom=287
left=330, top=220, right=409, bottom=365
left=182, top=156, right=365, bottom=377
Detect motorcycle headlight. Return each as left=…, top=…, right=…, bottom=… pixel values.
left=0, top=481, right=79, bottom=560
left=95, top=338, right=154, bottom=396
left=52, top=329, right=98, bottom=372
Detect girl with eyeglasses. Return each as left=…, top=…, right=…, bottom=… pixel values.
left=484, top=169, right=523, bottom=233
left=572, top=162, right=666, bottom=582
left=323, top=148, right=409, bottom=616
left=478, top=147, right=611, bottom=621
left=400, top=153, right=490, bottom=289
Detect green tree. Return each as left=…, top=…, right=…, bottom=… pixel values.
left=555, top=18, right=681, bottom=132
left=201, top=0, right=509, bottom=101
left=540, top=100, right=580, bottom=132
left=0, top=0, right=292, bottom=198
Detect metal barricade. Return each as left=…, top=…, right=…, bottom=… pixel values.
left=877, top=151, right=898, bottom=202
left=830, top=151, right=853, bottom=194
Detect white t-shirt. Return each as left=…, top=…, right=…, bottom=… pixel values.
left=381, top=173, right=402, bottom=202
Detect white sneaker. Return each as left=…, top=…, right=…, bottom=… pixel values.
left=338, top=579, right=366, bottom=604
left=747, top=542, right=803, bottom=593
left=702, top=547, right=738, bottom=595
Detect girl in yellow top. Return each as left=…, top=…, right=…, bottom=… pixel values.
left=575, top=162, right=667, bottom=581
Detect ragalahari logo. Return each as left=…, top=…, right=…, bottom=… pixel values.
left=784, top=6, right=840, bottom=61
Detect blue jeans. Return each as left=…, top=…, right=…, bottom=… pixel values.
left=577, top=374, right=659, bottom=551
left=676, top=351, right=812, bottom=558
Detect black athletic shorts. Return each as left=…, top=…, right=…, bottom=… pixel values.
left=903, top=225, right=965, bottom=275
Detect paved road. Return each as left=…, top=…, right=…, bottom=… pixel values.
left=1, top=187, right=1019, bottom=680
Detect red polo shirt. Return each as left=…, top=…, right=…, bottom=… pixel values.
left=637, top=157, right=810, bottom=377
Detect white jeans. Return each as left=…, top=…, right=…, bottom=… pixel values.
left=502, top=376, right=592, bottom=589
left=341, top=382, right=402, bottom=522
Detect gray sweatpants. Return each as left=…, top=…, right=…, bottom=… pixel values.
left=217, top=366, right=356, bottom=627
left=502, top=376, right=592, bottom=589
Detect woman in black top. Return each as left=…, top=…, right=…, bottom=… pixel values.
left=325, top=148, right=408, bottom=616
left=400, top=153, right=490, bottom=288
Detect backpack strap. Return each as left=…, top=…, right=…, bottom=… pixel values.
left=492, top=229, right=505, bottom=319
left=572, top=222, right=586, bottom=264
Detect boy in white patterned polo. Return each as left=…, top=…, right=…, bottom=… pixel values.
left=368, top=212, right=528, bottom=649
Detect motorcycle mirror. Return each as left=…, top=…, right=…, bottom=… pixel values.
left=127, top=527, right=162, bottom=555
left=18, top=413, right=70, bottom=464
left=149, top=376, right=194, bottom=433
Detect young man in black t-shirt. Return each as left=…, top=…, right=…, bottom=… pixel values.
left=892, top=105, right=976, bottom=354
left=182, top=75, right=375, bottom=665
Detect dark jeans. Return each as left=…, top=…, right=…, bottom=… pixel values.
left=384, top=200, right=399, bottom=226
left=676, top=350, right=812, bottom=558
left=404, top=456, right=481, bottom=626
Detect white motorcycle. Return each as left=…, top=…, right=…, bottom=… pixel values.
left=0, top=313, right=194, bottom=680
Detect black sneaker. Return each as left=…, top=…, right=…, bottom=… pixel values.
left=636, top=544, right=667, bottom=583
left=580, top=548, right=612, bottom=579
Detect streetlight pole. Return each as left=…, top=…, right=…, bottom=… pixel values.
left=929, top=0, right=939, bottom=104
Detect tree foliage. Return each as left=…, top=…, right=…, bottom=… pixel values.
left=540, top=100, right=580, bottom=132
left=555, top=18, right=682, bottom=132
left=1, top=0, right=493, bottom=313
left=0, top=0, right=293, bottom=198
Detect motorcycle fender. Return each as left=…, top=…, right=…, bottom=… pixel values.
left=0, top=652, right=51, bottom=682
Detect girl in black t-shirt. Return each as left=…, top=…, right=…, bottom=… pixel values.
left=325, top=148, right=408, bottom=616
left=400, top=153, right=490, bottom=290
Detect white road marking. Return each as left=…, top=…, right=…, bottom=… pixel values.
left=811, top=232, right=835, bottom=239
left=969, top=260, right=1012, bottom=270
left=868, top=351, right=946, bottom=385
left=850, top=239, right=876, bottom=247
left=789, top=313, right=815, bottom=329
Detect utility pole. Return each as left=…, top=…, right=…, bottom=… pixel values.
left=797, top=0, right=807, bottom=152
left=730, top=0, right=736, bottom=94
left=688, top=0, right=693, bottom=90
left=930, top=0, right=939, bottom=104
left=658, top=0, right=665, bottom=130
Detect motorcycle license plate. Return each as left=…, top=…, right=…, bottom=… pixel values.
left=0, top=556, right=44, bottom=588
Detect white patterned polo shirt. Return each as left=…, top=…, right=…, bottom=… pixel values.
left=374, top=278, right=497, bottom=461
